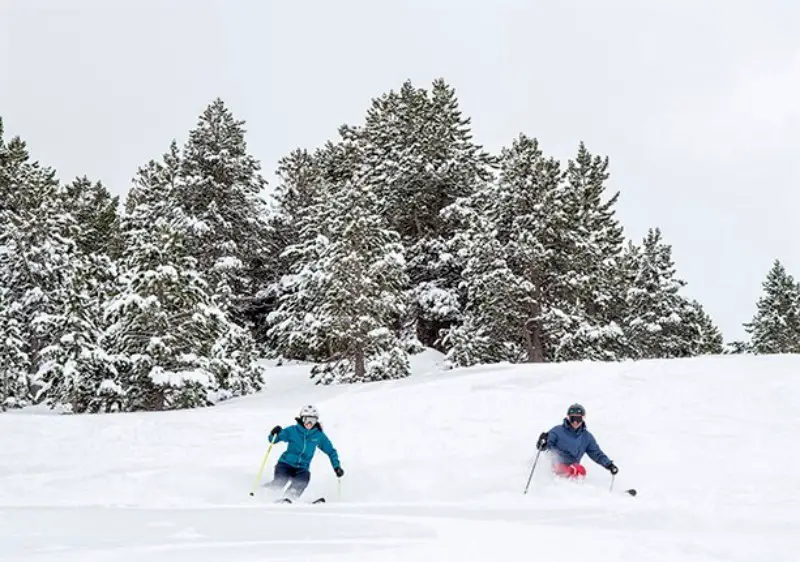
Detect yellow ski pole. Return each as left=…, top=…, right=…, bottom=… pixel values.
left=249, top=440, right=274, bottom=497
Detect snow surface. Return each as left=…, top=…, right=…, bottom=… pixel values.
left=2, top=351, right=799, bottom=561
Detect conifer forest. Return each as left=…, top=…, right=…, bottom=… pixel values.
left=1, top=78, right=795, bottom=413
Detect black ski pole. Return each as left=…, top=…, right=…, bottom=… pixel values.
left=523, top=449, right=542, bottom=494
left=609, top=473, right=615, bottom=492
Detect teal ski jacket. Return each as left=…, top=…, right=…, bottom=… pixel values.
left=269, top=419, right=341, bottom=471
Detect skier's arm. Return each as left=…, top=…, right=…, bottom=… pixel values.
left=269, top=425, right=289, bottom=444
left=318, top=432, right=341, bottom=469
left=585, top=434, right=612, bottom=467
left=546, top=429, right=559, bottom=450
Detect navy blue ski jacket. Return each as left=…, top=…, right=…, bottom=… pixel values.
left=269, top=419, right=341, bottom=471
left=546, top=418, right=612, bottom=467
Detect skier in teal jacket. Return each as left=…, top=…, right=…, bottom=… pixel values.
left=266, top=405, right=343, bottom=499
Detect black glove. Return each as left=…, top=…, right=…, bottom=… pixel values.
left=269, top=425, right=282, bottom=438
left=334, top=467, right=344, bottom=477
left=607, top=462, right=618, bottom=475
left=536, top=432, right=548, bottom=451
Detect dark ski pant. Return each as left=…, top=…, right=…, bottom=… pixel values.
left=267, top=461, right=310, bottom=498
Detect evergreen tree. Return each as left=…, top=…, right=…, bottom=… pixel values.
left=440, top=207, right=528, bottom=367
left=125, top=140, right=182, bottom=216
left=104, top=148, right=265, bottom=411
left=483, top=134, right=568, bottom=362
left=265, top=139, right=369, bottom=361
left=0, top=287, right=28, bottom=410
left=270, top=139, right=410, bottom=383
left=268, top=148, right=323, bottom=273
left=254, top=148, right=326, bottom=347
left=346, top=79, right=496, bottom=350
left=34, top=177, right=119, bottom=412
left=309, top=176, right=410, bottom=383
left=547, top=142, right=627, bottom=361
left=0, top=121, right=90, bottom=405
left=106, top=214, right=214, bottom=410
left=724, top=340, right=749, bottom=354
left=61, top=176, right=120, bottom=257
left=743, top=259, right=800, bottom=354
left=174, top=99, right=271, bottom=319
left=683, top=300, right=724, bottom=355
left=443, top=133, right=582, bottom=363
left=38, top=271, right=121, bottom=413
left=621, top=228, right=698, bottom=358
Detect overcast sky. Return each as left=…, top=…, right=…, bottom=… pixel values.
left=2, top=0, right=798, bottom=342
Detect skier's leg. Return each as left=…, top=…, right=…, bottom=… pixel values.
left=266, top=462, right=293, bottom=491
left=553, top=463, right=586, bottom=479
left=552, top=463, right=572, bottom=478
left=285, top=468, right=311, bottom=499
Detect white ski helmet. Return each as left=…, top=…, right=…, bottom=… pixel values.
left=299, top=404, right=319, bottom=419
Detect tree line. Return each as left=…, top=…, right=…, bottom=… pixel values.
left=0, top=78, right=792, bottom=413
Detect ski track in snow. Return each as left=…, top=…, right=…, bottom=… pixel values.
left=2, top=352, right=799, bottom=561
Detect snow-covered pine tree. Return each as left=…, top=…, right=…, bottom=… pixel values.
left=62, top=176, right=120, bottom=296
left=271, top=138, right=410, bottom=383
left=106, top=214, right=214, bottom=410
left=105, top=147, right=265, bottom=411
left=37, top=175, right=124, bottom=412
left=444, top=133, right=593, bottom=363
left=743, top=259, right=800, bottom=354
left=37, top=270, right=121, bottom=413
left=724, top=341, right=748, bottom=354
left=347, top=79, right=496, bottom=350
left=487, top=134, right=571, bottom=362
left=61, top=176, right=120, bottom=257
left=126, top=140, right=181, bottom=215
left=255, top=148, right=327, bottom=350
left=548, top=142, right=627, bottom=361
left=268, top=148, right=323, bottom=272
left=621, top=228, right=698, bottom=359
left=173, top=99, right=271, bottom=320
left=682, top=299, right=724, bottom=355
left=0, top=287, right=28, bottom=410
left=440, top=203, right=528, bottom=367
left=0, top=121, right=92, bottom=406
left=265, top=139, right=368, bottom=361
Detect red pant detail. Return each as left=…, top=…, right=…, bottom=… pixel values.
left=553, top=463, right=587, bottom=478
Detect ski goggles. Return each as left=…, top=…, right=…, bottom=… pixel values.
left=302, top=416, right=318, bottom=425
left=568, top=415, right=584, bottom=424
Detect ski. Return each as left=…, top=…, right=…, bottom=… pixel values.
left=275, top=496, right=326, bottom=504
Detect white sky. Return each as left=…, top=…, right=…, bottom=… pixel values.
left=2, top=0, right=799, bottom=342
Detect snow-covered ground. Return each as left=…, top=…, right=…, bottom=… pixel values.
left=2, top=351, right=799, bottom=561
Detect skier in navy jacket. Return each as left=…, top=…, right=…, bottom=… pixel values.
left=536, top=403, right=618, bottom=478
left=266, top=405, right=343, bottom=499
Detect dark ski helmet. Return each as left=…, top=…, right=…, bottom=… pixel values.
left=567, top=403, right=586, bottom=417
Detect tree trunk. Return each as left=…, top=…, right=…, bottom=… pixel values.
left=523, top=318, right=545, bottom=363
left=1, top=362, right=7, bottom=412
left=524, top=266, right=546, bottom=363
left=353, top=343, right=365, bottom=381
left=530, top=321, right=545, bottom=362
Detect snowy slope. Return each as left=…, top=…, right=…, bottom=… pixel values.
left=2, top=352, right=799, bottom=561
